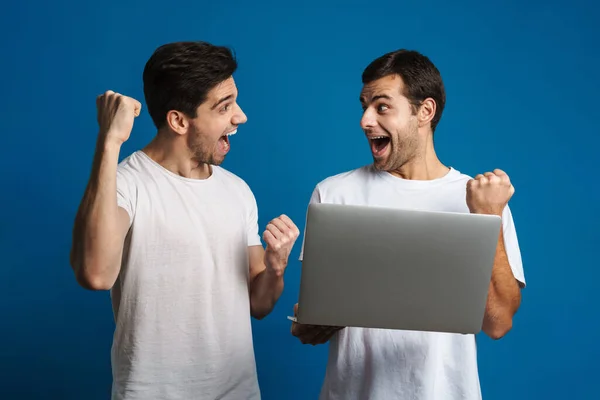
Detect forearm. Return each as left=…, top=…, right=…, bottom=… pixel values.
left=71, top=137, right=125, bottom=290
left=249, top=268, right=284, bottom=319
left=482, top=231, right=521, bottom=339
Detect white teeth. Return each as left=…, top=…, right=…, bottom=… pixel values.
left=371, top=136, right=386, bottom=140
left=226, top=129, right=237, bottom=136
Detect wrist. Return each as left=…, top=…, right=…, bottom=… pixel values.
left=470, top=207, right=503, bottom=217
left=97, top=133, right=123, bottom=152
left=265, top=262, right=286, bottom=279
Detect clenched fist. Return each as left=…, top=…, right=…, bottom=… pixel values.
left=263, top=215, right=300, bottom=277
left=96, top=90, right=142, bottom=145
left=466, top=169, right=515, bottom=216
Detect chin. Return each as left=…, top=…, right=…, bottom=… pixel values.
left=212, top=155, right=226, bottom=166
left=372, top=157, right=390, bottom=171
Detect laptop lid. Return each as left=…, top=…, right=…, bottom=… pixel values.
left=296, top=203, right=501, bottom=334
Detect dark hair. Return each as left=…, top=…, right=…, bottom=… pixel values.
left=142, top=41, right=237, bottom=129
left=362, top=49, right=445, bottom=132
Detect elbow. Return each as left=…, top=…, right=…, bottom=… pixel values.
left=251, top=310, right=268, bottom=320
left=250, top=301, right=275, bottom=320
left=484, top=315, right=513, bottom=340
left=76, top=271, right=115, bottom=291
left=72, top=260, right=116, bottom=291
left=250, top=302, right=272, bottom=320
left=250, top=304, right=270, bottom=320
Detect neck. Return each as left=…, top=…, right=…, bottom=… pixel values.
left=388, top=133, right=449, bottom=180
left=142, top=130, right=212, bottom=180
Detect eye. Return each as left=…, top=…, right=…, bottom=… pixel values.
left=220, top=103, right=231, bottom=113
left=377, top=104, right=389, bottom=113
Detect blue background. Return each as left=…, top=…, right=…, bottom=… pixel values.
left=1, top=0, right=598, bottom=399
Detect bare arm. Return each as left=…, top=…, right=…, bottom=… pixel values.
left=467, top=168, right=523, bottom=340
left=248, top=215, right=299, bottom=320
left=248, top=245, right=285, bottom=319
left=70, top=90, right=141, bottom=290
left=482, top=231, right=521, bottom=339
left=70, top=140, right=131, bottom=290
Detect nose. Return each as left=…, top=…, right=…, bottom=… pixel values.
left=360, top=107, right=376, bottom=131
left=232, top=103, right=248, bottom=125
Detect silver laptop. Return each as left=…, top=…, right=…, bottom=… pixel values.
left=293, top=203, right=502, bottom=335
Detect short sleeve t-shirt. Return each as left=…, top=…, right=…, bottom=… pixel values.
left=299, top=165, right=525, bottom=400
left=111, top=150, right=262, bottom=400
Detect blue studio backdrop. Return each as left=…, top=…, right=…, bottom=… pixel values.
left=1, top=0, right=598, bottom=399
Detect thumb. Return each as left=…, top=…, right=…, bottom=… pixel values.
left=133, top=100, right=142, bottom=117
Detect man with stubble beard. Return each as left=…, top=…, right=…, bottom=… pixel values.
left=291, top=49, right=526, bottom=400
left=70, top=41, right=300, bottom=400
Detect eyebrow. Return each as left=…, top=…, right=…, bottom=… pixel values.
left=211, top=94, right=234, bottom=110
left=359, top=94, right=393, bottom=104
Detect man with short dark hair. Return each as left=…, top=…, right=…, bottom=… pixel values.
left=70, top=41, right=299, bottom=400
left=291, top=49, right=525, bottom=400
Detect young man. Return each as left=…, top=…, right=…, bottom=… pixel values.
left=291, top=49, right=525, bottom=400
left=70, top=41, right=299, bottom=400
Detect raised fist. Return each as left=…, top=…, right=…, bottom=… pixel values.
left=263, top=214, right=300, bottom=277
left=466, top=169, right=515, bottom=216
left=96, top=90, right=142, bottom=145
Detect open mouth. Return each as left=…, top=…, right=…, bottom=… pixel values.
left=369, top=136, right=390, bottom=157
left=218, top=129, right=237, bottom=154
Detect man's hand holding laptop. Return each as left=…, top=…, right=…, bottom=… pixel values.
left=291, top=303, right=344, bottom=345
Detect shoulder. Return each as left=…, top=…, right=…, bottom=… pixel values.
left=214, top=166, right=250, bottom=188
left=214, top=166, right=256, bottom=201
left=313, top=164, right=375, bottom=194
left=445, top=167, right=474, bottom=186
left=116, top=152, right=144, bottom=188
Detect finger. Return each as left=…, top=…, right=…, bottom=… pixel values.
left=484, top=172, right=501, bottom=184
left=493, top=169, right=508, bottom=178
left=266, top=223, right=284, bottom=240
left=311, top=326, right=340, bottom=344
left=110, top=93, right=123, bottom=109
left=122, top=97, right=142, bottom=117
left=279, top=215, right=300, bottom=238
left=321, top=327, right=343, bottom=343
left=291, top=322, right=314, bottom=337
left=475, top=175, right=488, bottom=185
left=133, top=100, right=142, bottom=117
left=263, top=230, right=278, bottom=247
left=294, top=303, right=299, bottom=316
left=301, top=325, right=328, bottom=345
left=269, top=218, right=289, bottom=234
left=279, top=215, right=298, bottom=231
left=494, top=169, right=511, bottom=185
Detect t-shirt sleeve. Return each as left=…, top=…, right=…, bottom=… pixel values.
left=298, top=186, right=322, bottom=261
left=244, top=185, right=262, bottom=247
left=116, top=168, right=136, bottom=227
left=501, top=204, right=526, bottom=288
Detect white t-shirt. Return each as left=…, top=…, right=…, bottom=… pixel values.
left=110, top=150, right=262, bottom=400
left=299, top=164, right=526, bottom=400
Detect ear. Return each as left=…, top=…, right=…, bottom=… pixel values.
left=165, top=110, right=190, bottom=135
left=417, top=98, right=436, bottom=129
